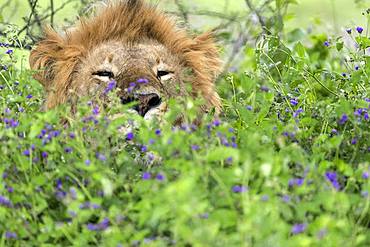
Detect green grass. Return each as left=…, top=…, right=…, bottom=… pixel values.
left=0, top=1, right=370, bottom=246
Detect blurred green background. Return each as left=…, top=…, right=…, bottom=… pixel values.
left=1, top=0, right=369, bottom=32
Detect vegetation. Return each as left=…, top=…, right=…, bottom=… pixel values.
left=0, top=0, right=369, bottom=246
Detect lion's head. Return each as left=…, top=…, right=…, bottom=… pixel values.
left=29, top=0, right=222, bottom=120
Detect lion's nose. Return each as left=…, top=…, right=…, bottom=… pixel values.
left=121, top=93, right=162, bottom=117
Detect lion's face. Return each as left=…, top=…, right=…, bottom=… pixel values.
left=75, top=40, right=187, bottom=120
left=29, top=0, right=222, bottom=120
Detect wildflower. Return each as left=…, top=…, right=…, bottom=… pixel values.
left=291, top=223, right=307, bottom=235
left=155, top=129, right=161, bottom=136
left=339, top=114, right=348, bottom=125
left=361, top=191, right=369, bottom=198
left=351, top=138, right=357, bottom=145
left=92, top=106, right=99, bottom=115
left=87, top=218, right=110, bottom=231
left=331, top=129, right=338, bottom=135
left=281, top=195, right=291, bottom=203
left=26, top=94, right=33, bottom=99
left=364, top=112, right=369, bottom=121
left=5, top=49, right=13, bottom=55
left=325, top=171, right=340, bottom=190
left=355, top=65, right=360, bottom=70
left=127, top=82, right=136, bottom=93
left=293, top=108, right=303, bottom=118
left=232, top=185, right=247, bottom=193
left=23, top=149, right=30, bottom=157
left=69, top=132, right=76, bottom=139
left=261, top=195, right=269, bottom=201
left=362, top=171, right=369, bottom=179
left=141, top=145, right=148, bottom=152
left=260, top=85, right=269, bottom=92
left=346, top=28, right=352, bottom=34
left=246, top=105, right=253, bottom=111
left=96, top=153, right=106, bottom=161
left=69, top=188, right=77, bottom=200
left=104, top=80, right=116, bottom=94
left=317, top=228, right=328, bottom=239
left=356, top=26, right=364, bottom=34
left=41, top=151, right=48, bottom=158
left=137, top=78, right=148, bottom=84
left=18, top=107, right=24, bottom=112
left=290, top=98, right=298, bottom=106
left=289, top=178, right=304, bottom=187
left=126, top=132, right=134, bottom=141
left=64, top=147, right=73, bottom=153
left=0, top=195, right=12, bottom=207
left=156, top=173, right=165, bottom=181
left=5, top=231, right=17, bottom=239
left=324, top=41, right=330, bottom=47
left=213, top=119, right=221, bottom=127
left=191, top=145, right=200, bottom=151
left=142, top=172, right=151, bottom=180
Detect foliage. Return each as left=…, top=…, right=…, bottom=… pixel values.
left=0, top=0, right=370, bottom=246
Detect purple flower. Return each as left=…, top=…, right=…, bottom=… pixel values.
left=26, top=94, right=33, bottom=99
left=96, top=153, right=106, bottom=161
left=356, top=26, right=364, bottom=34
left=260, top=85, right=269, bottom=92
left=325, top=171, right=340, bottom=190
left=156, top=173, right=165, bottom=181
left=126, top=132, right=134, bottom=141
left=0, top=195, right=12, bottom=207
left=85, top=159, right=91, bottom=166
left=293, top=108, right=303, bottom=118
left=5, top=231, right=17, bottom=239
left=64, top=147, right=73, bottom=153
left=355, top=65, right=360, bottom=70
left=213, top=119, right=221, bottom=127
left=41, top=151, right=48, bottom=158
left=104, top=80, right=116, bottom=94
left=261, top=195, right=269, bottom=201
left=324, top=41, right=330, bottom=47
left=142, top=172, right=151, bottom=180
left=5, top=49, right=13, bottom=55
left=339, top=114, right=348, bottom=125
left=362, top=171, right=369, bottom=179
left=23, top=149, right=30, bottom=157
left=137, top=78, right=149, bottom=84
left=346, top=28, right=352, bottom=34
left=232, top=185, right=247, bottom=193
left=364, top=112, right=369, bottom=121
left=289, top=178, right=304, bottom=187
left=69, top=132, right=76, bottom=139
left=87, top=218, right=110, bottom=231
left=281, top=195, right=291, bottom=203
left=290, top=98, right=298, bottom=106
left=291, top=223, right=307, bottom=235
left=331, top=129, right=338, bottom=135
left=92, top=106, right=99, bottom=115
left=155, top=129, right=161, bottom=136
left=141, top=145, right=148, bottom=152
left=191, top=145, right=200, bottom=151
left=351, top=137, right=358, bottom=145
left=246, top=105, right=253, bottom=111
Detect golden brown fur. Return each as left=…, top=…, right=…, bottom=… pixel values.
left=30, top=0, right=222, bottom=113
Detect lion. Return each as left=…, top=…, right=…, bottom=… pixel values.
left=29, top=0, right=222, bottom=121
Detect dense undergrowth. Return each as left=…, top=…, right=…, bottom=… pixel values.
left=1, top=3, right=370, bottom=247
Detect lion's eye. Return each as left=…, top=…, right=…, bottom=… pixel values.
left=93, top=71, right=114, bottom=78
left=157, top=70, right=171, bottom=79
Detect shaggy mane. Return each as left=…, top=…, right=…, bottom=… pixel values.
left=30, top=0, right=222, bottom=110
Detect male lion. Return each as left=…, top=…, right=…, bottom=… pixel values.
left=29, top=0, right=221, bottom=120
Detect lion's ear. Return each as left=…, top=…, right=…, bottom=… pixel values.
left=185, top=32, right=222, bottom=111
left=29, top=27, right=65, bottom=90
left=191, top=32, right=222, bottom=80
